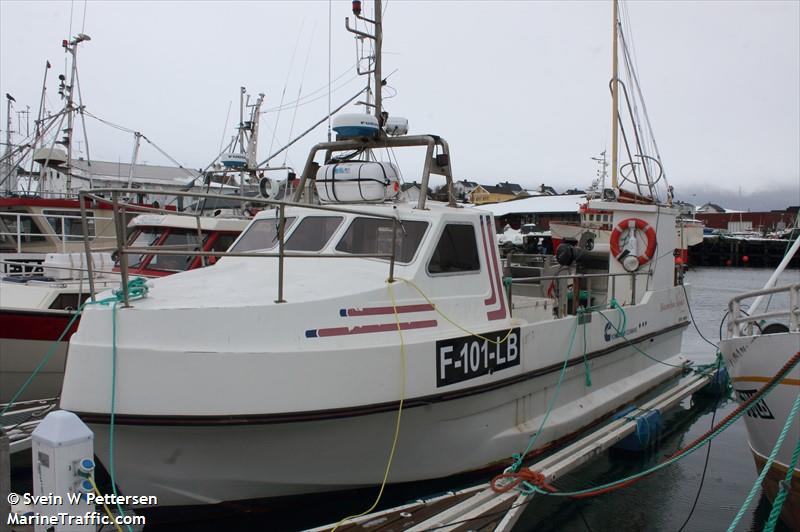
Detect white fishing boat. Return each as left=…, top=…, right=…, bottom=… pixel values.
left=719, top=236, right=800, bottom=530
left=0, top=213, right=249, bottom=403
left=59, top=0, right=692, bottom=508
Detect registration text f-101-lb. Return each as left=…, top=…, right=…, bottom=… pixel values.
left=436, top=328, right=521, bottom=387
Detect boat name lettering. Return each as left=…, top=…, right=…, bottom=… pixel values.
left=603, top=322, right=638, bottom=342
left=736, top=388, right=775, bottom=420
left=436, top=328, right=521, bottom=387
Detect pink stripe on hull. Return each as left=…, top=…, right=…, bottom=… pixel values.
left=483, top=216, right=508, bottom=321
left=317, top=319, right=438, bottom=337
left=345, top=304, right=435, bottom=317
left=480, top=216, right=498, bottom=307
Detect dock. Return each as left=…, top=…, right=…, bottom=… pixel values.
left=312, top=370, right=718, bottom=532
left=1, top=398, right=58, bottom=454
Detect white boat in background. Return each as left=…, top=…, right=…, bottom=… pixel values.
left=550, top=203, right=704, bottom=264
left=0, top=213, right=249, bottom=403
left=719, top=236, right=800, bottom=531
left=60, top=0, right=692, bottom=508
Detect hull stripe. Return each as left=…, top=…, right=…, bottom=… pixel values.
left=306, top=319, right=438, bottom=338
left=340, top=304, right=434, bottom=317
left=733, top=376, right=800, bottom=387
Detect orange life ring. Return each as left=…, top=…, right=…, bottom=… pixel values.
left=609, top=217, right=657, bottom=266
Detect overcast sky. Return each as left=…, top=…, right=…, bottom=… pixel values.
left=1, top=1, right=798, bottom=208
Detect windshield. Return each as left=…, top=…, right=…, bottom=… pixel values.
left=146, top=230, right=205, bottom=272
left=126, top=229, right=163, bottom=269
left=230, top=217, right=296, bottom=252
left=335, top=218, right=428, bottom=263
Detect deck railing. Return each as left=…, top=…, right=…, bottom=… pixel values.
left=79, top=188, right=402, bottom=307
left=728, top=282, right=800, bottom=337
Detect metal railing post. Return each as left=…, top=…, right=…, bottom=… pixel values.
left=79, top=192, right=97, bottom=302
left=790, top=285, right=799, bottom=332
left=195, top=215, right=206, bottom=267
left=276, top=204, right=286, bottom=303
left=112, top=191, right=130, bottom=308
left=1, top=427, right=9, bottom=528
left=15, top=213, right=21, bottom=252
left=629, top=272, right=636, bottom=305
left=611, top=274, right=616, bottom=303
left=388, top=218, right=397, bottom=283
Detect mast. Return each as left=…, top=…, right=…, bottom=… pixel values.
left=346, top=0, right=383, bottom=128
left=610, top=0, right=619, bottom=190
left=62, top=33, right=91, bottom=194
left=374, top=0, right=382, bottom=127
left=3, top=94, right=14, bottom=195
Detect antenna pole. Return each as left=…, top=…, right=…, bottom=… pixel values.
left=610, top=0, right=619, bottom=190
left=3, top=95, right=13, bottom=195
left=374, top=0, right=383, bottom=127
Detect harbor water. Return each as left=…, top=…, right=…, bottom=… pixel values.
left=8, top=266, right=800, bottom=531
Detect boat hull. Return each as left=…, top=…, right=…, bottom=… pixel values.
left=0, top=310, right=75, bottom=402
left=81, top=326, right=685, bottom=506
left=721, top=331, right=800, bottom=528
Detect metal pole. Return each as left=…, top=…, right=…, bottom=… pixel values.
left=112, top=191, right=130, bottom=307
left=65, top=43, right=78, bottom=194
left=127, top=132, right=141, bottom=188
left=1, top=428, right=9, bottom=532
left=195, top=215, right=206, bottom=267
left=388, top=217, right=397, bottom=282
left=276, top=204, right=286, bottom=303
left=629, top=271, right=636, bottom=305
left=374, top=0, right=383, bottom=127
left=610, top=0, right=620, bottom=190
left=3, top=95, right=12, bottom=196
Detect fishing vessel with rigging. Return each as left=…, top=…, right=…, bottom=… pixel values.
left=60, top=0, right=692, bottom=508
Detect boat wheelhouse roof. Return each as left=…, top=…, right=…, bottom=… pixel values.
left=129, top=214, right=250, bottom=233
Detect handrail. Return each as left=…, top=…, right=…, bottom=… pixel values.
left=729, top=282, right=800, bottom=337
left=80, top=188, right=403, bottom=306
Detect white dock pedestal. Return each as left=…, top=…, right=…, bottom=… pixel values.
left=31, top=410, right=94, bottom=532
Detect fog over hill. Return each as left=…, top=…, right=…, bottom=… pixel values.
left=672, top=183, right=800, bottom=212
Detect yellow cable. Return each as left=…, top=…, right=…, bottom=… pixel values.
left=88, top=476, right=124, bottom=532
left=394, top=276, right=514, bottom=345
left=331, top=279, right=407, bottom=531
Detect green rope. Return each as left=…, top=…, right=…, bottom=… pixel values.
left=509, top=312, right=582, bottom=476
left=90, top=278, right=148, bottom=532
left=728, top=391, right=800, bottom=532
left=765, top=426, right=800, bottom=532
left=600, top=301, right=695, bottom=373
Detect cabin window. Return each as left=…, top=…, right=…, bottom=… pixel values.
left=0, top=212, right=47, bottom=249
left=126, top=229, right=162, bottom=269
left=230, top=217, right=297, bottom=253
left=146, top=230, right=204, bottom=272
left=208, top=233, right=237, bottom=253
left=286, top=216, right=343, bottom=252
left=48, top=293, right=91, bottom=311
left=427, top=224, right=480, bottom=274
left=43, top=210, right=95, bottom=241
left=335, top=218, right=428, bottom=263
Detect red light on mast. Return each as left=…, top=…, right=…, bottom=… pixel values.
left=62, top=39, right=69, bottom=48
left=352, top=0, right=361, bottom=16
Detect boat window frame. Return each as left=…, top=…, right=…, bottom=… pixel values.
left=284, top=215, right=345, bottom=252
left=229, top=216, right=298, bottom=253
left=334, top=216, right=430, bottom=264
left=425, top=221, right=483, bottom=277
left=42, top=209, right=96, bottom=242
